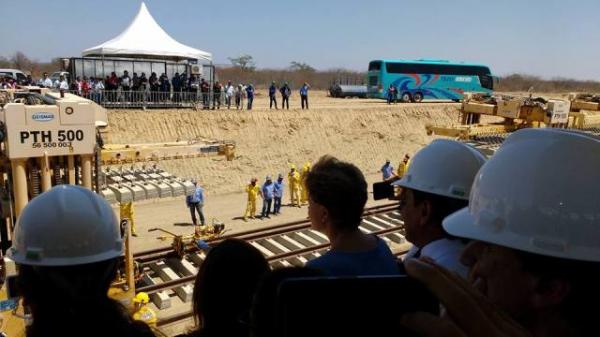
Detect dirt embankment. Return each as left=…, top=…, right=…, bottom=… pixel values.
left=105, top=93, right=461, bottom=195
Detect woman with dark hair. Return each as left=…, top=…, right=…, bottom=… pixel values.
left=304, top=155, right=400, bottom=276
left=181, top=239, right=270, bottom=337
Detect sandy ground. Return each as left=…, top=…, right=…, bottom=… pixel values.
left=104, top=91, right=461, bottom=335
left=103, top=91, right=462, bottom=252
left=106, top=91, right=461, bottom=196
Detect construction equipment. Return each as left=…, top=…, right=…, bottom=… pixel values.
left=426, top=92, right=600, bottom=142
left=149, top=219, right=226, bottom=258
left=0, top=87, right=236, bottom=335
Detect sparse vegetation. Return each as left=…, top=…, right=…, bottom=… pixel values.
left=495, top=74, right=600, bottom=93
left=3, top=51, right=600, bottom=92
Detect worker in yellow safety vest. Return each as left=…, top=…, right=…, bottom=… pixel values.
left=244, top=178, right=262, bottom=221
left=120, top=201, right=137, bottom=237
left=288, top=165, right=302, bottom=207
left=300, top=161, right=311, bottom=205
left=132, top=292, right=157, bottom=327
left=397, top=154, right=411, bottom=179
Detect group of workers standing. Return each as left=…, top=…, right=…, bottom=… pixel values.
left=380, top=154, right=411, bottom=181
left=121, top=161, right=312, bottom=237
left=224, top=81, right=310, bottom=111
left=243, top=161, right=311, bottom=221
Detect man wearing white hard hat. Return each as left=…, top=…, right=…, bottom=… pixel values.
left=7, top=185, right=155, bottom=337
left=392, top=139, right=486, bottom=277
left=401, top=128, right=600, bottom=337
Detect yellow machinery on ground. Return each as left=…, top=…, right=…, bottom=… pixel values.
left=425, top=92, right=600, bottom=148
left=150, top=219, right=226, bottom=258
left=0, top=87, right=235, bottom=335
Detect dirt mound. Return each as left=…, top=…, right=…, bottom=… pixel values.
left=106, top=93, right=460, bottom=195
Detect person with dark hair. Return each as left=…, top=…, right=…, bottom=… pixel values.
left=261, top=176, right=274, bottom=219
left=386, top=84, right=397, bottom=104
left=121, top=70, right=131, bottom=101
left=245, top=83, right=255, bottom=110
left=392, top=140, right=486, bottom=277
left=200, top=78, right=210, bottom=109
left=401, top=128, right=600, bottom=337
left=181, top=239, right=269, bottom=337
left=212, top=81, right=222, bottom=109
left=268, top=81, right=278, bottom=109
left=380, top=159, right=394, bottom=181
left=9, top=185, right=156, bottom=337
left=225, top=81, right=234, bottom=109
left=186, top=179, right=206, bottom=234
left=304, top=155, right=399, bottom=276
left=299, top=82, right=310, bottom=109
left=272, top=174, right=284, bottom=215
left=140, top=72, right=148, bottom=90
left=280, top=82, right=291, bottom=110
left=251, top=267, right=324, bottom=337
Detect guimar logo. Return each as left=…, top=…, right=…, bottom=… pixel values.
left=32, top=112, right=54, bottom=122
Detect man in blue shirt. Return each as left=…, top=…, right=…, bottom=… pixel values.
left=380, top=160, right=394, bottom=181
left=300, top=82, right=310, bottom=109
left=186, top=179, right=206, bottom=231
left=268, top=81, right=278, bottom=109
left=261, top=176, right=274, bottom=218
left=273, top=174, right=284, bottom=215
left=246, top=84, right=255, bottom=110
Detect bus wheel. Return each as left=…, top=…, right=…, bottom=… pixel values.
left=401, top=92, right=412, bottom=103
left=413, top=92, right=423, bottom=103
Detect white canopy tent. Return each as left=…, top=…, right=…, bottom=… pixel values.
left=82, top=2, right=212, bottom=62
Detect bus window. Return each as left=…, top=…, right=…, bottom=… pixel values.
left=479, top=74, right=493, bottom=90
left=368, top=61, right=382, bottom=71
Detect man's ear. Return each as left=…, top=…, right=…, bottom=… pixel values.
left=531, top=278, right=571, bottom=309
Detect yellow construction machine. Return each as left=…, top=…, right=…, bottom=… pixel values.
left=0, top=87, right=234, bottom=335
left=425, top=92, right=600, bottom=154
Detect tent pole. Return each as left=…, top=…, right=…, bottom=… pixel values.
left=210, top=60, right=214, bottom=108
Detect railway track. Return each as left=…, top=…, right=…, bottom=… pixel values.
left=130, top=202, right=409, bottom=327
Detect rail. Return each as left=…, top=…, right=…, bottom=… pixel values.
left=133, top=202, right=398, bottom=263
left=155, top=231, right=411, bottom=328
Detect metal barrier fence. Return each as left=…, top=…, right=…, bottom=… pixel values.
left=59, top=89, right=223, bottom=109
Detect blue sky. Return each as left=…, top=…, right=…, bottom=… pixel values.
left=1, top=0, right=599, bottom=80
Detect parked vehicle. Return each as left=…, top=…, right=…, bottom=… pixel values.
left=0, top=69, right=27, bottom=84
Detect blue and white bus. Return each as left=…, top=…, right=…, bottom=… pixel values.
left=367, top=59, right=494, bottom=102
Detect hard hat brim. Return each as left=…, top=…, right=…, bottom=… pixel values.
left=6, top=245, right=123, bottom=267
left=443, top=207, right=600, bottom=262
left=391, top=178, right=469, bottom=201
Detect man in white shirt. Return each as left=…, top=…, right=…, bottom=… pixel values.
left=58, top=75, right=69, bottom=90
left=41, top=73, right=53, bottom=88
left=392, top=139, right=486, bottom=278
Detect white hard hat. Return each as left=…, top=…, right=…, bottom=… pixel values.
left=443, top=128, right=600, bottom=262
left=8, top=185, right=123, bottom=266
left=392, top=139, right=486, bottom=200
